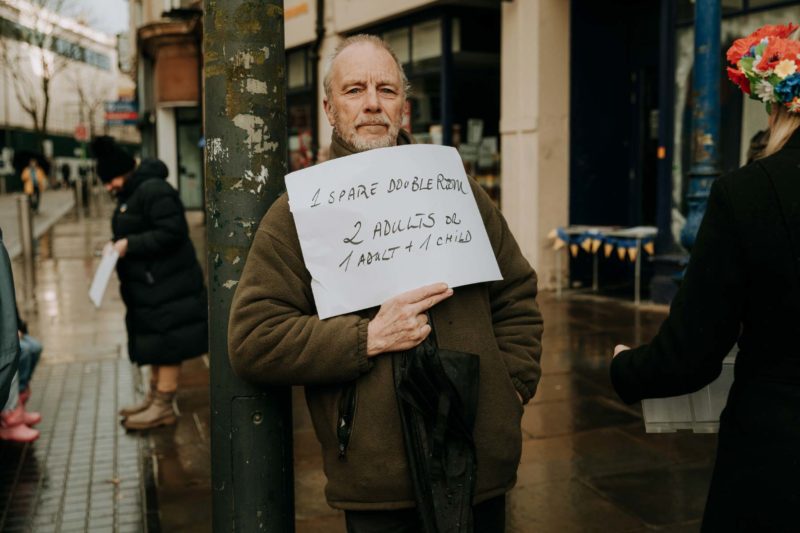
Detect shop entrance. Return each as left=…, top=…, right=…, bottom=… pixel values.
left=568, top=0, right=661, bottom=291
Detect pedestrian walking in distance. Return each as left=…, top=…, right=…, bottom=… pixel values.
left=611, top=23, right=800, bottom=530
left=21, top=158, right=46, bottom=213
left=228, top=35, right=543, bottom=531
left=90, top=136, right=208, bottom=431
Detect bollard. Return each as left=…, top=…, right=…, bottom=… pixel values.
left=85, top=175, right=94, bottom=218
left=16, top=194, right=36, bottom=309
left=74, top=179, right=85, bottom=220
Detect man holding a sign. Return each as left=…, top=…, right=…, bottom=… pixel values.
left=229, top=35, right=543, bottom=531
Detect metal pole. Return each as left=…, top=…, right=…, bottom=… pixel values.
left=16, top=194, right=35, bottom=309
left=635, top=238, right=642, bottom=305
left=680, top=0, right=721, bottom=250
left=74, top=178, right=84, bottom=221
left=204, top=1, right=294, bottom=531
left=555, top=248, right=562, bottom=299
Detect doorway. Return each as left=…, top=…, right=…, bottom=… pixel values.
left=176, top=107, right=203, bottom=210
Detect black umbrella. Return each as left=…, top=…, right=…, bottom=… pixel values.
left=393, top=332, right=480, bottom=533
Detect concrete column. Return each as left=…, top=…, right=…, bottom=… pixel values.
left=500, top=0, right=569, bottom=290
left=156, top=106, right=179, bottom=189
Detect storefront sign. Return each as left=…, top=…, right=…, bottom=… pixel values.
left=105, top=100, right=138, bottom=126
left=285, top=2, right=309, bottom=19
left=286, top=145, right=502, bottom=319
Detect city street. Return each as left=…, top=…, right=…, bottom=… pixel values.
left=0, top=193, right=717, bottom=532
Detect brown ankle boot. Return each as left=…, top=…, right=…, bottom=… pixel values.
left=119, top=389, right=155, bottom=417
left=122, top=391, right=177, bottom=430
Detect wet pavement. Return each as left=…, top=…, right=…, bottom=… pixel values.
left=1, top=197, right=150, bottom=532
left=0, top=192, right=719, bottom=532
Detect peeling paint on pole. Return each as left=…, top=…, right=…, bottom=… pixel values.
left=204, top=0, right=294, bottom=531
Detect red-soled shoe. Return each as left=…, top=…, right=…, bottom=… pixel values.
left=0, top=423, right=39, bottom=442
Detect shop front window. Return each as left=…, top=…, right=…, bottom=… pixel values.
left=175, top=106, right=203, bottom=210
left=376, top=9, right=501, bottom=204
left=287, top=46, right=314, bottom=171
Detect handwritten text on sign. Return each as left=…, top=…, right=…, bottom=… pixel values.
left=285, top=144, right=502, bottom=319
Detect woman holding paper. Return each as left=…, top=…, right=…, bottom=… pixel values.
left=91, top=136, right=208, bottom=431
left=610, top=24, right=800, bottom=530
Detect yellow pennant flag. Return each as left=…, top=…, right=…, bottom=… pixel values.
left=591, top=239, right=602, bottom=254
left=553, top=238, right=566, bottom=251
left=604, top=243, right=614, bottom=258
left=547, top=229, right=558, bottom=240
left=580, top=238, right=592, bottom=253
left=617, top=247, right=626, bottom=261
left=628, top=247, right=639, bottom=262
left=570, top=244, right=579, bottom=257
left=643, top=241, right=655, bottom=255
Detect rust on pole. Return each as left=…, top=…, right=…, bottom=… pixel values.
left=203, top=1, right=293, bottom=531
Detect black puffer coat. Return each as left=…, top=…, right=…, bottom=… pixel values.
left=112, top=159, right=208, bottom=365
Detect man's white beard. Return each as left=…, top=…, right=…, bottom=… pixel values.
left=331, top=105, right=401, bottom=152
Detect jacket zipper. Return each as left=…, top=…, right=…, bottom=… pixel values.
left=337, top=382, right=357, bottom=460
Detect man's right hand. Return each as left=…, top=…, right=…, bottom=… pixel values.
left=366, top=283, right=454, bottom=357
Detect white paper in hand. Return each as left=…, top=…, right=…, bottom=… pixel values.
left=89, top=245, right=119, bottom=308
left=285, top=144, right=502, bottom=319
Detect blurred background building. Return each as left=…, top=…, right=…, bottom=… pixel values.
left=0, top=0, right=139, bottom=191
left=125, top=0, right=800, bottom=294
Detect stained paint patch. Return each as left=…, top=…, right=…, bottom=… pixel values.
left=246, top=78, right=267, bottom=94
left=223, top=280, right=239, bottom=289
left=207, top=138, right=229, bottom=162
left=232, top=114, right=271, bottom=154
left=243, top=166, right=269, bottom=194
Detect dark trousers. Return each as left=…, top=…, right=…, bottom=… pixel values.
left=345, top=495, right=505, bottom=533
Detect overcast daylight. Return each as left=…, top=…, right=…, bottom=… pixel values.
left=3, top=1, right=800, bottom=532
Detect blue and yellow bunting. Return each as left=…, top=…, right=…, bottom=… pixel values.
left=549, top=228, right=656, bottom=263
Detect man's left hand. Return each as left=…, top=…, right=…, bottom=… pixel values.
left=113, top=238, right=128, bottom=258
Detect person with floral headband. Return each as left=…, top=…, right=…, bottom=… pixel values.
left=610, top=23, right=800, bottom=530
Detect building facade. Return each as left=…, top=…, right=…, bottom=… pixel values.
left=130, top=0, right=800, bottom=293
left=0, top=0, right=138, bottom=189
left=280, top=0, right=568, bottom=289
left=129, top=0, right=203, bottom=209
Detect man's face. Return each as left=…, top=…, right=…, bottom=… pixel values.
left=324, top=42, right=405, bottom=152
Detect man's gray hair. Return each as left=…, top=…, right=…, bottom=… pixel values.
left=323, top=34, right=411, bottom=100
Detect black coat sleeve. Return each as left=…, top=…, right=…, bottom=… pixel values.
left=125, top=185, right=189, bottom=257
left=610, top=179, right=745, bottom=403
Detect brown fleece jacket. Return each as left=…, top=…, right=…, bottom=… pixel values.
left=228, top=131, right=543, bottom=510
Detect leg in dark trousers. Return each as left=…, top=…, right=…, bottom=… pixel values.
left=345, top=495, right=506, bottom=533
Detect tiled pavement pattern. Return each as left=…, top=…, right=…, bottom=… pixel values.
left=0, top=357, right=145, bottom=532
left=0, top=200, right=151, bottom=533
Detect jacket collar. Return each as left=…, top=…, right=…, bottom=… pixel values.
left=329, top=129, right=415, bottom=161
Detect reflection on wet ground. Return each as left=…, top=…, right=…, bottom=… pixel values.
left=0, top=199, right=717, bottom=532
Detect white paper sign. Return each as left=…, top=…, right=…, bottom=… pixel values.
left=89, top=245, right=119, bottom=308
left=286, top=144, right=502, bottom=319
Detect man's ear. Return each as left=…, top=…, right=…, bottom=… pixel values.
left=323, top=98, right=336, bottom=127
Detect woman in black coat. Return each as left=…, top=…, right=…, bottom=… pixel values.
left=91, top=136, right=208, bottom=431
left=611, top=24, right=800, bottom=530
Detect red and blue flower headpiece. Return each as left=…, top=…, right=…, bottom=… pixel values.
left=726, top=23, right=800, bottom=113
